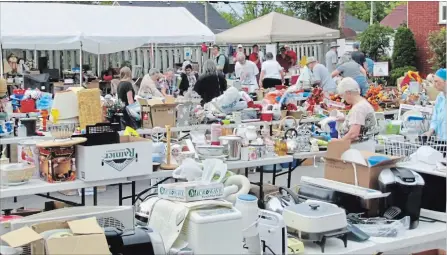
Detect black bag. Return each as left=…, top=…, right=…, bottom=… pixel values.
left=217, top=54, right=230, bottom=74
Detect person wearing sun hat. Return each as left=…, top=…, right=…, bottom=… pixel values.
left=423, top=68, right=446, bottom=140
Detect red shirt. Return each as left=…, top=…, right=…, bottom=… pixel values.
left=276, top=54, right=292, bottom=71
left=249, top=52, right=261, bottom=69
left=286, top=50, right=297, bottom=65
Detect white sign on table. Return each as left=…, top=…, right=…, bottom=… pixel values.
left=184, top=47, right=192, bottom=60
left=373, top=62, right=389, bottom=77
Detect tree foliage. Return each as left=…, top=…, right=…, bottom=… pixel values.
left=345, top=1, right=406, bottom=23
left=358, top=23, right=394, bottom=61
left=392, top=25, right=417, bottom=69
left=427, top=27, right=447, bottom=71
left=283, top=1, right=339, bottom=28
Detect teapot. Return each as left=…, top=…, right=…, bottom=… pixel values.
left=284, top=128, right=299, bottom=154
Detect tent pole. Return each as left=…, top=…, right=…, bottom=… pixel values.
left=34, top=46, right=37, bottom=69
left=0, top=43, right=3, bottom=77
left=79, top=42, right=83, bottom=86
left=150, top=43, right=154, bottom=69
left=97, top=44, right=101, bottom=77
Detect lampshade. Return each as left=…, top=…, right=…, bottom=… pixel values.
left=51, top=91, right=79, bottom=120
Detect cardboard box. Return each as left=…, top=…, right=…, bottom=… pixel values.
left=158, top=181, right=224, bottom=202
left=0, top=217, right=110, bottom=255
left=138, top=98, right=176, bottom=129
left=76, top=136, right=153, bottom=182
left=324, top=140, right=401, bottom=189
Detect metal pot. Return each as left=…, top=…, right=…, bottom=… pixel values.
left=219, top=135, right=242, bottom=161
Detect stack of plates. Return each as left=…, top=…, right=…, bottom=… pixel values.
left=197, top=154, right=227, bottom=160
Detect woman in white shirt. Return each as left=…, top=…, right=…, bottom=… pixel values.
left=259, top=52, right=285, bottom=89
left=235, top=52, right=259, bottom=93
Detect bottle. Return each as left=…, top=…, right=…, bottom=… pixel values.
left=18, top=121, right=26, bottom=137
left=210, top=123, right=222, bottom=145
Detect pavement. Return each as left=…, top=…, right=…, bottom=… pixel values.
left=0, top=162, right=325, bottom=209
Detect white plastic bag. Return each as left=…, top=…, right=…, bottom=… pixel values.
left=126, top=102, right=141, bottom=121
left=172, top=158, right=203, bottom=181
left=213, top=87, right=242, bottom=114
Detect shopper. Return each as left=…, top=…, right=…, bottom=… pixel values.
left=276, top=46, right=292, bottom=72
left=194, top=60, right=227, bottom=104
left=138, top=68, right=164, bottom=98
left=212, top=45, right=227, bottom=74
left=336, top=77, right=377, bottom=144
left=423, top=68, right=446, bottom=140
left=235, top=52, right=259, bottom=93
left=249, top=44, right=263, bottom=71
left=351, top=42, right=368, bottom=71
left=285, top=45, right=297, bottom=66
left=117, top=67, right=135, bottom=106
left=233, top=44, right=246, bottom=62
left=331, top=54, right=368, bottom=96
left=306, top=57, right=336, bottom=93
left=178, top=64, right=199, bottom=95
left=325, top=42, right=339, bottom=73
left=259, top=52, right=284, bottom=89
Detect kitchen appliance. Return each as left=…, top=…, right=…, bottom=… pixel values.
left=235, top=194, right=261, bottom=255
left=283, top=200, right=349, bottom=253
left=219, top=135, right=243, bottom=161
left=104, top=226, right=165, bottom=255
left=258, top=210, right=287, bottom=255
left=19, top=118, right=37, bottom=136
left=378, top=167, right=425, bottom=229
left=179, top=207, right=243, bottom=254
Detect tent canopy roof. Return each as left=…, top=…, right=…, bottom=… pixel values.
left=0, top=2, right=215, bottom=54
left=216, top=12, right=340, bottom=44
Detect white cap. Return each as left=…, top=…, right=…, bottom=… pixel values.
left=237, top=44, right=243, bottom=48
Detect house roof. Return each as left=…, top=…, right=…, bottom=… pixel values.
left=114, top=1, right=230, bottom=33
left=380, top=4, right=407, bottom=29
left=344, top=14, right=368, bottom=32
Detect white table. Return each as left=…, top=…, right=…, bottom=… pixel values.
left=0, top=134, right=53, bottom=145
left=371, top=221, right=446, bottom=254
left=303, top=238, right=377, bottom=255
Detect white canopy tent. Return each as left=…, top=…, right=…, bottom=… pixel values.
left=215, top=12, right=340, bottom=44
left=0, top=2, right=215, bottom=77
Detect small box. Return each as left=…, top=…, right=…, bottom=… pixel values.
left=158, top=181, right=224, bottom=202
left=138, top=98, right=176, bottom=129
left=324, top=140, right=401, bottom=189
left=0, top=217, right=110, bottom=255
left=76, top=136, right=152, bottom=182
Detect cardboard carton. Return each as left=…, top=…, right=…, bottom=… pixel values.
left=138, top=97, right=176, bottom=129
left=324, top=140, right=401, bottom=189
left=0, top=217, right=110, bottom=255
left=76, top=136, right=152, bottom=182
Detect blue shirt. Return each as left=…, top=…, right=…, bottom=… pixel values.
left=365, top=58, right=374, bottom=74
left=430, top=93, right=446, bottom=140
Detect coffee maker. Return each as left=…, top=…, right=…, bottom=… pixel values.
left=378, top=168, right=425, bottom=229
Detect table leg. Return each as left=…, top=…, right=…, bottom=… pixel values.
left=93, top=187, right=98, bottom=206
left=13, top=197, right=17, bottom=203
left=287, top=162, right=292, bottom=188
left=259, top=166, right=264, bottom=208
left=245, top=167, right=249, bottom=177
left=131, top=181, right=136, bottom=205
left=118, top=184, right=123, bottom=206
left=81, top=188, right=85, bottom=206
left=272, top=164, right=277, bottom=185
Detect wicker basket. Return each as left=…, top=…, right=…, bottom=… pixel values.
left=273, top=116, right=298, bottom=138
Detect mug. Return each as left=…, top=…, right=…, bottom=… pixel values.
left=232, top=112, right=242, bottom=124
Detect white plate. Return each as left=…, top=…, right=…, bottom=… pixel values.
left=7, top=180, right=29, bottom=186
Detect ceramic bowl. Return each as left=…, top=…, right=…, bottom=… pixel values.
left=196, top=145, right=224, bottom=156
left=0, top=162, right=35, bottom=184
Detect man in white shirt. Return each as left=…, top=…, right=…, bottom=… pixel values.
left=307, top=57, right=336, bottom=93
left=235, top=52, right=259, bottom=93
left=325, top=42, right=339, bottom=73
left=259, top=52, right=284, bottom=89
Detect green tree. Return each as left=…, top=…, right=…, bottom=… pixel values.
left=346, top=2, right=406, bottom=23
left=358, top=23, right=394, bottom=61
left=427, top=27, right=447, bottom=71
left=392, top=25, right=417, bottom=69
left=283, top=1, right=340, bottom=28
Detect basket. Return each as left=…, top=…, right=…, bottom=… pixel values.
left=1, top=163, right=36, bottom=184
left=273, top=116, right=298, bottom=138
left=383, top=135, right=447, bottom=162
left=48, top=123, right=76, bottom=139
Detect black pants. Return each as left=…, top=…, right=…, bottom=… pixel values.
left=262, top=78, right=282, bottom=89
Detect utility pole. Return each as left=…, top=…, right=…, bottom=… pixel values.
left=370, top=1, right=374, bottom=25
left=204, top=2, right=209, bottom=27
left=338, top=1, right=345, bottom=30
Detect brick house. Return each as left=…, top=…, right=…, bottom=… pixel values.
left=408, top=1, right=446, bottom=76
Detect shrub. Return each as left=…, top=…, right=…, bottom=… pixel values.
left=427, top=28, right=446, bottom=71
left=392, top=25, right=417, bottom=69
left=359, top=23, right=395, bottom=61
left=389, top=66, right=417, bottom=86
